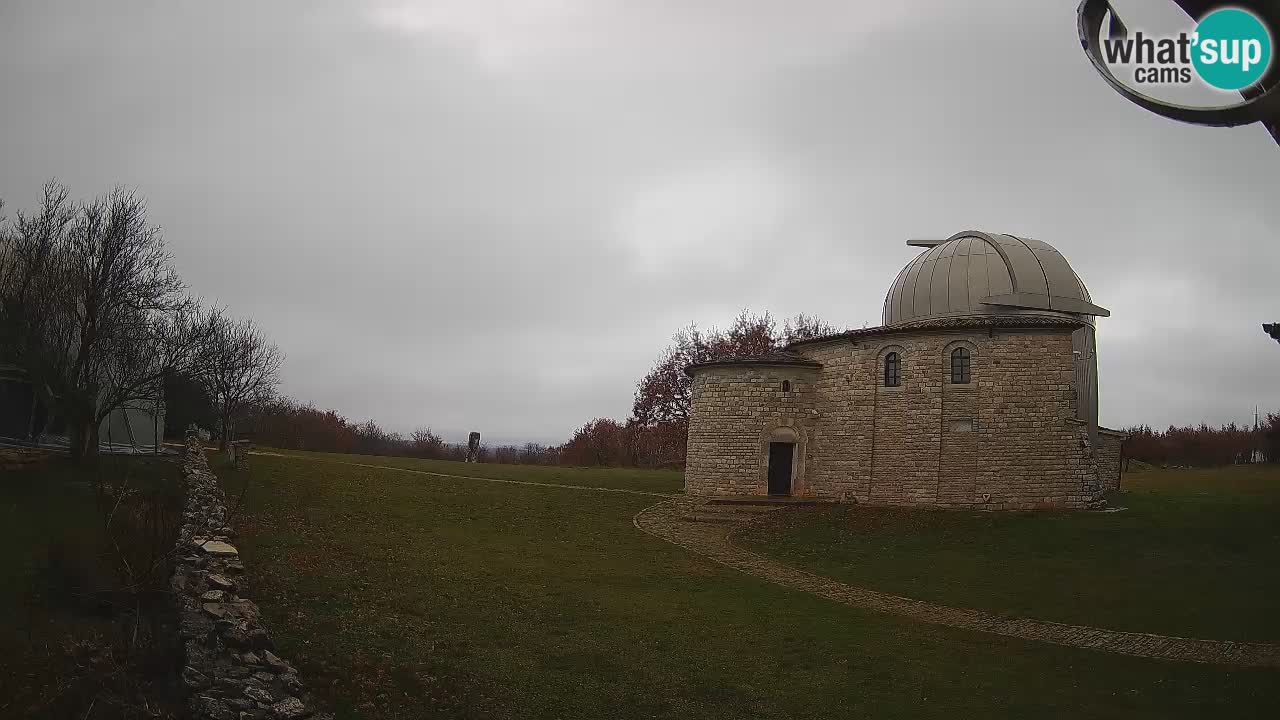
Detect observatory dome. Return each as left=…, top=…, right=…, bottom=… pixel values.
left=882, top=231, right=1109, bottom=327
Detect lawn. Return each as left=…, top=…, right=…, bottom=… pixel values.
left=252, top=447, right=684, bottom=495
left=224, top=451, right=1280, bottom=719
left=0, top=450, right=186, bottom=719
left=738, top=464, right=1280, bottom=642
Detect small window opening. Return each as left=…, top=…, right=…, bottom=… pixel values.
left=781, top=380, right=791, bottom=393
left=950, top=347, right=971, bottom=384
left=884, top=352, right=900, bottom=387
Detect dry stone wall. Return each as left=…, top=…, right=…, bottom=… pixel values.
left=687, top=326, right=1113, bottom=509
left=172, top=431, right=329, bottom=720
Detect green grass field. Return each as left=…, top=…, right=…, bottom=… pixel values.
left=223, top=451, right=1280, bottom=719
left=738, top=464, right=1280, bottom=642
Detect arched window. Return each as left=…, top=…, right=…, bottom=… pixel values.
left=950, top=347, right=971, bottom=384
left=781, top=380, right=791, bottom=393
left=883, top=352, right=900, bottom=387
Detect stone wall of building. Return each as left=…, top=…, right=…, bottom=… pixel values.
left=1096, top=427, right=1127, bottom=491
left=684, top=365, right=820, bottom=496
left=172, top=432, right=329, bottom=720
left=686, top=326, right=1109, bottom=509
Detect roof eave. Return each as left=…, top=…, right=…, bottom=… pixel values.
left=684, top=359, right=823, bottom=377
left=785, top=315, right=1088, bottom=350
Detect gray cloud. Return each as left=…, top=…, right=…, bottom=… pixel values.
left=2, top=0, right=1277, bottom=444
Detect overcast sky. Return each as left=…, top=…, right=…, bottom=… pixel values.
left=1, top=0, right=1277, bottom=444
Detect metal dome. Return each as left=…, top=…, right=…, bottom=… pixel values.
left=882, top=231, right=1109, bottom=327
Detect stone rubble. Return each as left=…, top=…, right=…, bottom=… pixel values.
left=172, top=430, right=332, bottom=720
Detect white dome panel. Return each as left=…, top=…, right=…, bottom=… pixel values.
left=884, top=231, right=1108, bottom=326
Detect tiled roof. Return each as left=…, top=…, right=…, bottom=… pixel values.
left=685, top=351, right=823, bottom=375
left=785, top=315, right=1087, bottom=349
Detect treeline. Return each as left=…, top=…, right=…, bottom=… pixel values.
left=563, top=311, right=842, bottom=468
left=559, top=418, right=687, bottom=468
left=232, top=311, right=838, bottom=469
left=238, top=397, right=564, bottom=465
left=1122, top=415, right=1280, bottom=468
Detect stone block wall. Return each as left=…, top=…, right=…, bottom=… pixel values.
left=684, top=365, right=820, bottom=496
left=172, top=432, right=329, bottom=720
left=1096, top=427, right=1127, bottom=491
left=686, top=326, right=1110, bottom=509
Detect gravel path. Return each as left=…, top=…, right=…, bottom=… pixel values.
left=634, top=498, right=1280, bottom=669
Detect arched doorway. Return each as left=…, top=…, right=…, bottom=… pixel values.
left=766, top=426, right=798, bottom=496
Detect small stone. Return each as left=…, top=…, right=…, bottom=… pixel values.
left=244, top=686, right=275, bottom=705
left=203, top=590, right=227, bottom=602
left=193, top=538, right=240, bottom=557
left=182, top=665, right=210, bottom=690
left=216, top=677, right=245, bottom=692
left=203, top=603, right=228, bottom=619
left=226, top=666, right=253, bottom=679
left=262, top=650, right=292, bottom=674
left=229, top=600, right=261, bottom=621
left=270, top=696, right=310, bottom=720
left=208, top=573, right=236, bottom=591
left=222, top=624, right=252, bottom=649
left=247, top=627, right=274, bottom=650
left=199, top=696, right=238, bottom=720
left=280, top=672, right=304, bottom=696
left=253, top=671, right=275, bottom=683
left=246, top=674, right=268, bottom=688
left=242, top=651, right=262, bottom=665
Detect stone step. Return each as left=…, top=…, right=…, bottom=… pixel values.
left=705, top=496, right=836, bottom=507
left=702, top=504, right=778, bottom=513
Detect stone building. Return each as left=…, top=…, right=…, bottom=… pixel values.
left=684, top=231, right=1125, bottom=509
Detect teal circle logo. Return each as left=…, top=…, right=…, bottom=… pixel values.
left=1191, top=8, right=1272, bottom=91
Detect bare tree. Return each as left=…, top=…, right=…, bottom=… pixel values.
left=781, top=313, right=841, bottom=344
left=411, top=426, right=445, bottom=458
left=631, top=310, right=842, bottom=428
left=204, top=312, right=283, bottom=450
left=1, top=182, right=213, bottom=462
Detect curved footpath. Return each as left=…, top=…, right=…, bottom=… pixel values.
left=250, top=452, right=1279, bottom=669
left=634, top=498, right=1280, bottom=669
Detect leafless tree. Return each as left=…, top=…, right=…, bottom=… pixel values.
left=411, top=426, right=445, bottom=458
left=0, top=182, right=214, bottom=462
left=781, top=312, right=841, bottom=344
left=203, top=312, right=283, bottom=449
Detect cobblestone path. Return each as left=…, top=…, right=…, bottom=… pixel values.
left=634, top=498, right=1280, bottom=669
